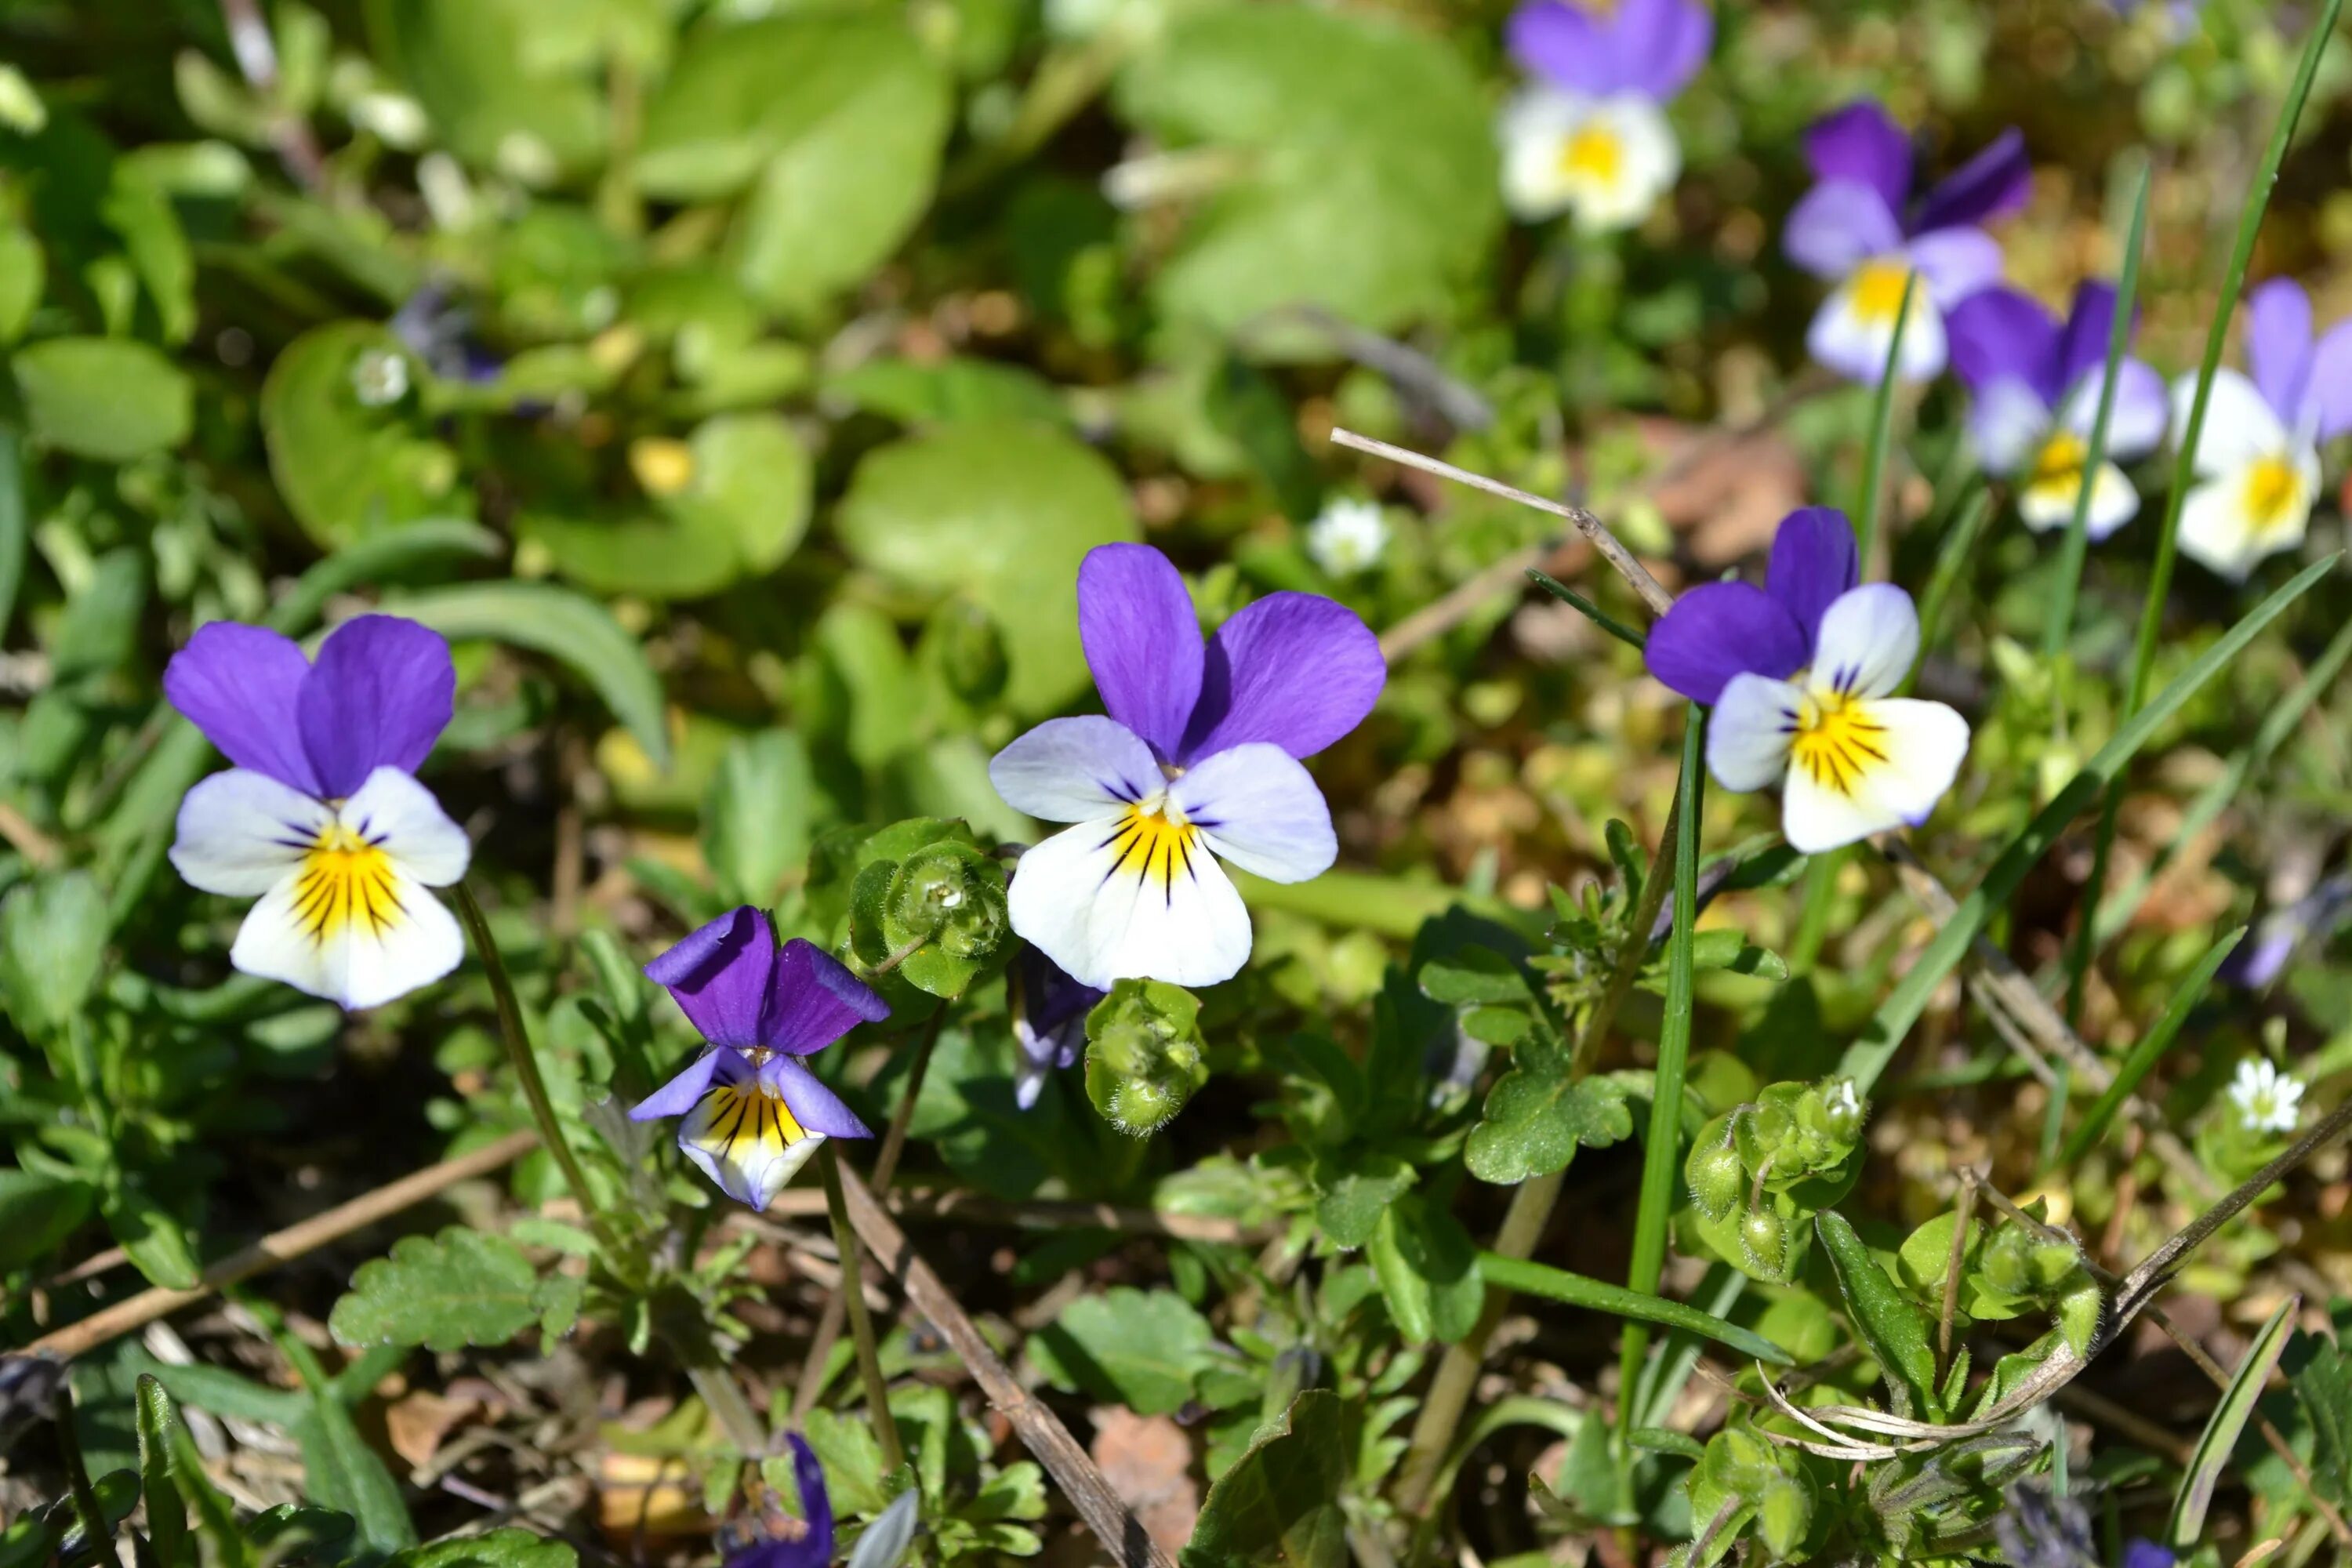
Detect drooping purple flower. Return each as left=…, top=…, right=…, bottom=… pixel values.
left=2225, top=870, right=2352, bottom=989
left=2172, top=278, right=2352, bottom=579
left=1783, top=102, right=2030, bottom=383
left=724, top=1435, right=834, bottom=1568
left=633, top=907, right=888, bottom=1210
left=165, top=615, right=470, bottom=1011
left=390, top=281, right=504, bottom=386
left=1645, top=508, right=1970, bottom=852
left=1008, top=946, right=1105, bottom=1109
left=988, top=543, right=1385, bottom=990
left=1947, top=281, right=2169, bottom=540
left=1497, top=0, right=1711, bottom=230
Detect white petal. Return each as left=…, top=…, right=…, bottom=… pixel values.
left=1497, top=91, right=1677, bottom=232
left=171, top=770, right=331, bottom=897
left=677, top=1079, right=823, bottom=1210
left=1807, top=585, right=1918, bottom=700
left=1809, top=265, right=1946, bottom=384
left=1498, top=89, right=1582, bottom=221
left=230, top=863, right=465, bottom=1011
left=2177, top=474, right=2264, bottom=581
left=1782, top=697, right=1970, bottom=854
left=1567, top=96, right=1680, bottom=234
left=2017, top=459, right=2140, bottom=541
left=1007, top=813, right=1252, bottom=989
left=340, top=767, right=470, bottom=887
left=1706, top=674, right=1799, bottom=793
left=2060, top=361, right=2167, bottom=460
left=1170, top=743, right=1336, bottom=884
left=1968, top=379, right=2051, bottom=477
left=989, top=717, right=1164, bottom=825
left=2172, top=368, right=2288, bottom=477
left=2176, top=451, right=2318, bottom=581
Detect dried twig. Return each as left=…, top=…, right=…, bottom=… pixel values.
left=834, top=1163, right=1179, bottom=1568
left=0, top=798, right=62, bottom=869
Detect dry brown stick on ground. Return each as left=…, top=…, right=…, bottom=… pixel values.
left=835, top=1163, right=1179, bottom=1568
left=24, top=1129, right=541, bottom=1362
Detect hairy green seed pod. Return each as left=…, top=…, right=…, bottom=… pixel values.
left=1686, top=1136, right=1744, bottom=1221
left=1738, top=1207, right=1788, bottom=1276
left=885, top=844, right=1009, bottom=962
left=1084, top=978, right=1209, bottom=1136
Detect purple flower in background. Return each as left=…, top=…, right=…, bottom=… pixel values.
left=2120, top=1544, right=2175, bottom=1568
left=1784, top=102, right=2029, bottom=383
left=2226, top=870, right=2352, bottom=989
left=2172, top=278, right=2352, bottom=580
left=165, top=615, right=470, bottom=1011
left=724, top=1435, right=833, bottom=1568
left=1948, top=281, right=2169, bottom=540
left=1009, top=946, right=1105, bottom=1109
left=390, top=281, right=503, bottom=387
left=1497, top=0, right=1711, bottom=230
left=1646, top=508, right=1970, bottom=852
left=989, top=544, right=1385, bottom=990
left=633, top=907, right=888, bottom=1210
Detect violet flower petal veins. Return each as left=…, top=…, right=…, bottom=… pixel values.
left=164, top=622, right=321, bottom=795
left=1170, top=743, right=1338, bottom=884
left=989, top=716, right=1163, bottom=822
left=1809, top=585, right=1918, bottom=700
left=297, top=615, right=457, bottom=800
left=644, top=906, right=779, bottom=1050
left=1705, top=673, right=1802, bottom=792
left=675, top=1051, right=823, bottom=1210
left=1643, top=580, right=1809, bottom=704
left=169, top=768, right=331, bottom=897
left=1178, top=590, right=1385, bottom=763
left=1078, top=543, right=1203, bottom=760
left=632, top=1048, right=724, bottom=1123
left=761, top=1054, right=873, bottom=1141
left=1005, top=812, right=1253, bottom=991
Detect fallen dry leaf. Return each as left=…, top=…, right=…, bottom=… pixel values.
left=384, top=1388, right=482, bottom=1472
left=1636, top=416, right=1809, bottom=568
left=1089, top=1406, right=1199, bottom=1553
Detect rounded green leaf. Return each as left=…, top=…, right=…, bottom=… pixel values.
left=261, top=322, right=467, bottom=551
left=13, top=336, right=191, bottom=460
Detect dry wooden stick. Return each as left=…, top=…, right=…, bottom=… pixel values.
left=753, top=1187, right=1277, bottom=1244
left=834, top=1162, right=1178, bottom=1568
left=24, top=1130, right=539, bottom=1361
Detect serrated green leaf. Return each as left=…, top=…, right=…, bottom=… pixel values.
left=328, top=1228, right=550, bottom=1353
left=1180, top=1390, right=1346, bottom=1568
left=1314, top=1153, right=1414, bottom=1250
left=1464, top=1033, right=1631, bottom=1185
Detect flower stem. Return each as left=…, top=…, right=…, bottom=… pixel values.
left=818, top=1142, right=906, bottom=1471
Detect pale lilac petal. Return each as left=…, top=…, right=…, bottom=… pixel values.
left=1080, top=544, right=1203, bottom=761
left=1912, top=129, right=2029, bottom=234
left=2062, top=359, right=2169, bottom=460
left=2055, top=281, right=2133, bottom=396
left=2247, top=278, right=2314, bottom=429
left=645, top=906, right=776, bottom=1049
left=1645, top=582, right=1807, bottom=705
left=990, top=717, right=1163, bottom=824
left=1171, top=743, right=1336, bottom=884
left=1765, top=506, right=1859, bottom=647
left=1506, top=1, right=1616, bottom=95
left=169, top=768, right=330, bottom=897
left=165, top=622, right=321, bottom=795
left=1782, top=181, right=1904, bottom=280
left=1809, top=584, right=1918, bottom=701
left=1179, top=592, right=1384, bottom=762
left=1947, top=288, right=2061, bottom=402
left=763, top=1056, right=873, bottom=1140
left=297, top=615, right=456, bottom=799
left=1969, top=378, right=2055, bottom=476
left=1902, top=227, right=2003, bottom=308
left=630, top=1049, right=724, bottom=1122
left=1707, top=673, right=1800, bottom=792
left=764, top=938, right=889, bottom=1054
left=1614, top=0, right=1713, bottom=99
left=1804, top=102, right=1912, bottom=216
left=2310, top=318, right=2352, bottom=441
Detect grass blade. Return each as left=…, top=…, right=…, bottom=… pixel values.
left=2169, top=1295, right=2297, bottom=1547
left=1617, top=704, right=1705, bottom=1426
left=1910, top=488, right=1993, bottom=687
left=1527, top=568, right=1646, bottom=649
left=2055, top=926, right=2244, bottom=1171
left=1838, top=554, right=2339, bottom=1092
left=1479, top=1252, right=1789, bottom=1367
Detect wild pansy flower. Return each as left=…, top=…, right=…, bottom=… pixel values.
left=1009, top=947, right=1105, bottom=1110
left=1784, top=102, right=2028, bottom=384
left=1646, top=507, right=1970, bottom=853
left=2172, top=278, right=2352, bottom=580
left=2227, top=1057, right=2304, bottom=1135
left=165, top=615, right=469, bottom=1011
left=723, top=1434, right=831, bottom=1568
left=1947, top=281, right=2167, bottom=540
left=1497, top=0, right=1711, bottom=232
left=989, top=543, right=1384, bottom=990
left=632, top=907, right=888, bottom=1210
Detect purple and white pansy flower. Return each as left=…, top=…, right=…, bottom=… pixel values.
left=722, top=1434, right=833, bottom=1568
left=989, top=544, right=1385, bottom=992
left=165, top=615, right=470, bottom=1011
left=2172, top=278, right=2352, bottom=580
left=1947, top=281, right=2169, bottom=540
left=1646, top=508, right=1970, bottom=853
left=1784, top=102, right=2029, bottom=384
left=1498, top=0, right=1711, bottom=231
left=631, top=907, right=888, bottom=1210
left=1008, top=947, right=1105, bottom=1110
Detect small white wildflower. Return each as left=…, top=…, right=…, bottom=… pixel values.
left=350, top=91, right=430, bottom=151
left=350, top=347, right=411, bottom=408
left=2227, top=1057, right=2304, bottom=1135
left=1306, top=498, right=1391, bottom=577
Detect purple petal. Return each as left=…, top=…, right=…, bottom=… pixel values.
left=1079, top=545, right=1203, bottom=761
left=1765, top=507, right=1859, bottom=647
left=1616, top=0, right=1713, bottom=100
left=1178, top=592, right=1385, bottom=762
left=764, top=1056, right=873, bottom=1140
left=1782, top=181, right=1904, bottom=280
left=1505, top=1, right=1616, bottom=95
left=2247, top=278, right=2315, bottom=430
left=2309, top=318, right=2352, bottom=441
left=2055, top=280, right=2136, bottom=395
left=790, top=1435, right=833, bottom=1566
left=645, top=906, right=777, bottom=1049
left=1804, top=103, right=1913, bottom=217
left=1644, top=582, right=1808, bottom=705
left=164, top=622, right=321, bottom=795
left=1901, top=227, right=2003, bottom=308
left=1912, top=128, right=2030, bottom=235
left=630, top=1049, right=723, bottom=1122
left=1946, top=287, right=2061, bottom=401
left=2120, top=1544, right=2175, bottom=1568
left=764, top=938, right=890, bottom=1054
left=296, top=615, right=456, bottom=799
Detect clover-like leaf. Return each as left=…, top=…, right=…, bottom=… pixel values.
left=1464, top=1031, right=1632, bottom=1185
left=328, top=1228, right=571, bottom=1353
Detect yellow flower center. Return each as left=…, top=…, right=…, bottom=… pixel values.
left=2031, top=430, right=2088, bottom=491
left=1790, top=688, right=1890, bottom=800
left=292, top=822, right=401, bottom=943
left=1106, top=799, right=1203, bottom=892
left=692, top=1079, right=808, bottom=1160
left=2241, top=455, right=2306, bottom=536
left=1849, top=259, right=1917, bottom=327
left=1559, top=124, right=1624, bottom=184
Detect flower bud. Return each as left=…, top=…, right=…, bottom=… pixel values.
left=1686, top=1135, right=1744, bottom=1221
left=885, top=844, right=1009, bottom=963
left=1084, top=978, right=1209, bottom=1136
left=1738, top=1207, right=1788, bottom=1276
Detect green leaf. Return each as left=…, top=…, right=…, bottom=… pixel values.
left=2286, top=1316, right=2352, bottom=1500
left=0, top=1168, right=94, bottom=1271
left=1417, top=946, right=1533, bottom=1007
left=2172, top=1296, right=2298, bottom=1547
left=1367, top=1196, right=1483, bottom=1346
left=103, top=1181, right=202, bottom=1290
left=2058, top=926, right=2242, bottom=1170
left=1181, top=1390, right=1347, bottom=1568
left=0, top=870, right=107, bottom=1039
left=328, top=1227, right=566, bottom=1352
left=383, top=1530, right=577, bottom=1568
left=835, top=419, right=1140, bottom=716
left=1477, top=1253, right=1792, bottom=1366
left=0, top=222, right=42, bottom=345
left=384, top=581, right=669, bottom=768
left=1313, top=1152, right=1413, bottom=1250
left=135, top=1377, right=197, bottom=1568
left=280, top=1333, right=417, bottom=1555
left=703, top=729, right=821, bottom=906
left=1463, top=1031, right=1632, bottom=1185
left=102, top=164, right=194, bottom=345
left=825, top=358, right=1066, bottom=429
left=12, top=336, right=191, bottom=460
left=261, top=323, right=465, bottom=550
left=50, top=548, right=147, bottom=684
left=365, top=0, right=606, bottom=177
left=1114, top=5, right=1499, bottom=337
left=800, top=1409, right=890, bottom=1516
left=1813, top=1210, right=1941, bottom=1421
left=1030, top=1287, right=1216, bottom=1416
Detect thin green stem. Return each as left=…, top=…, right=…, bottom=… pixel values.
left=1909, top=488, right=1993, bottom=688
left=1616, top=705, right=1704, bottom=1435
left=818, top=1142, right=906, bottom=1472
left=2053, top=927, right=2244, bottom=1171
left=1526, top=568, right=1646, bottom=650
left=54, top=1380, right=122, bottom=1568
